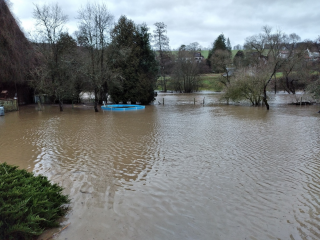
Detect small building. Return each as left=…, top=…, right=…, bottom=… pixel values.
left=194, top=52, right=205, bottom=63
left=306, top=48, right=319, bottom=61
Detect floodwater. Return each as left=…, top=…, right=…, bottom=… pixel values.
left=1, top=92, right=320, bottom=240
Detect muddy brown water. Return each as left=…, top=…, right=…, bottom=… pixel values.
left=1, top=92, right=320, bottom=240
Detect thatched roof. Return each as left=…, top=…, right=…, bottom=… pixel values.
left=0, top=0, right=37, bottom=84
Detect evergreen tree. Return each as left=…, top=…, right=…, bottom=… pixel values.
left=207, top=34, right=229, bottom=68
left=136, top=24, right=158, bottom=104
left=212, top=34, right=228, bottom=52
left=109, top=16, right=158, bottom=104
left=227, top=37, right=232, bottom=52
left=109, top=16, right=139, bottom=103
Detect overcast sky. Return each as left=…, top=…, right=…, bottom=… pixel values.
left=8, top=0, right=320, bottom=50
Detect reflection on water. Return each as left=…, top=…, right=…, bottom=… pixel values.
left=1, top=93, right=320, bottom=240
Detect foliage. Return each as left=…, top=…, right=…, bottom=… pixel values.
left=109, top=16, right=158, bottom=104
left=109, top=16, right=140, bottom=103
left=306, top=78, right=320, bottom=99
left=221, top=66, right=268, bottom=105
left=210, top=49, right=232, bottom=73
left=136, top=24, right=159, bottom=104
left=243, top=26, right=307, bottom=109
left=0, top=162, right=70, bottom=240
left=207, top=34, right=230, bottom=69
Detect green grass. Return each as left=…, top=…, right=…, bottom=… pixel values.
left=201, top=50, right=209, bottom=58
left=199, top=74, right=224, bottom=91
left=156, top=74, right=224, bottom=92
left=275, top=72, right=283, bottom=78
left=171, top=50, right=238, bottom=59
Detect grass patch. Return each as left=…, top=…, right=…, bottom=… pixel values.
left=0, top=163, right=70, bottom=240
left=199, top=74, right=224, bottom=91
left=156, top=74, right=224, bottom=92
left=171, top=50, right=238, bottom=59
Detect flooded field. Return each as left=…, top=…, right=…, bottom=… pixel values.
left=1, top=92, right=320, bottom=240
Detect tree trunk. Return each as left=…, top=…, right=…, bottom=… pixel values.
left=274, top=74, right=277, bottom=94
left=59, top=100, right=63, bottom=112
left=263, top=86, right=269, bottom=110
left=94, top=89, right=99, bottom=112
left=94, top=101, right=99, bottom=112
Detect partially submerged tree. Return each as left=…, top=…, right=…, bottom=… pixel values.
left=76, top=2, right=114, bottom=112
left=244, top=26, right=302, bottom=109
left=277, top=34, right=311, bottom=94
left=32, top=2, right=71, bottom=111
left=306, top=77, right=320, bottom=101
left=109, top=16, right=158, bottom=104
left=109, top=16, right=139, bottom=103
left=135, top=24, right=158, bottom=104
left=222, top=65, right=268, bottom=105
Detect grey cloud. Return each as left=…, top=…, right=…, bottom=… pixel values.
left=9, top=0, right=320, bottom=49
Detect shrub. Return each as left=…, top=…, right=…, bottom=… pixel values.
left=0, top=163, right=70, bottom=240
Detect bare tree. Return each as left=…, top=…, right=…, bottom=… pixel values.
left=32, top=3, right=71, bottom=111
left=221, top=65, right=268, bottom=105
left=171, top=45, right=201, bottom=93
left=244, top=26, right=301, bottom=110
left=279, top=35, right=310, bottom=94
left=153, top=22, right=170, bottom=92
left=33, top=3, right=68, bottom=45
left=76, top=3, right=114, bottom=112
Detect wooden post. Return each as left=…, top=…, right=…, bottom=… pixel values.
left=300, top=96, right=302, bottom=106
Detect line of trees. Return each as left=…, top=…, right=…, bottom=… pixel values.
left=201, top=28, right=319, bottom=110
left=215, top=27, right=320, bottom=110
left=29, top=2, right=158, bottom=112
left=2, top=0, right=319, bottom=111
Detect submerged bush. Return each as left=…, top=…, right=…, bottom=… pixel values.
left=0, top=162, right=70, bottom=240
